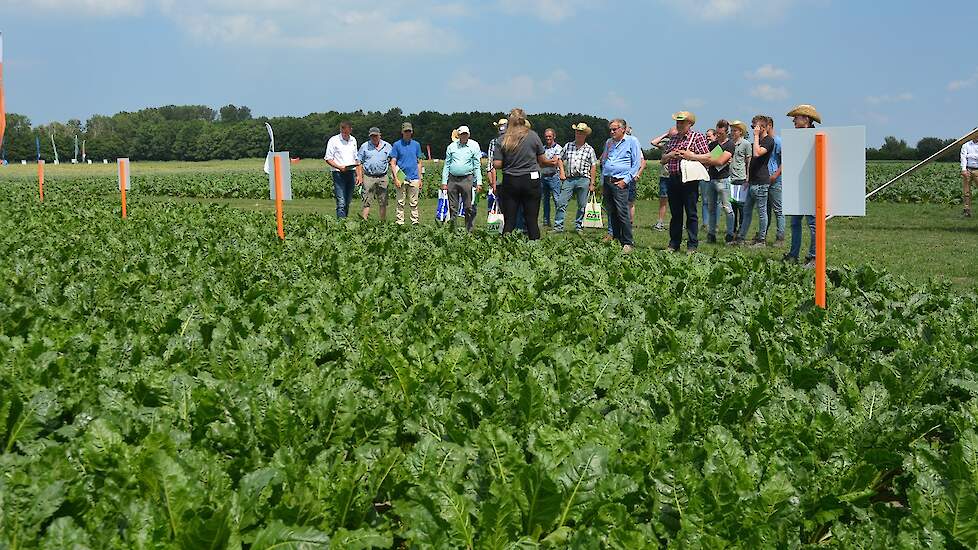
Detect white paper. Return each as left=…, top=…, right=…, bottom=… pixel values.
left=782, top=126, right=866, bottom=217
left=530, top=171, right=540, bottom=180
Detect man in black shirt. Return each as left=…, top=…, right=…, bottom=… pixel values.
left=733, top=115, right=775, bottom=246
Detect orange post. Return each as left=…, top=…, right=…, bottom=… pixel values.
left=119, top=159, right=128, bottom=219
left=273, top=154, right=284, bottom=240
left=38, top=160, right=45, bottom=201
left=815, top=133, right=827, bottom=309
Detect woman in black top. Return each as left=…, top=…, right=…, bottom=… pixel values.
left=492, top=108, right=559, bottom=239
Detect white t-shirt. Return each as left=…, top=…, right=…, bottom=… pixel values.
left=962, top=140, right=978, bottom=171
left=324, top=134, right=358, bottom=171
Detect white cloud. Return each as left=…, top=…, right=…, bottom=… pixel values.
left=745, top=64, right=790, bottom=80
left=449, top=70, right=570, bottom=101
left=948, top=70, right=978, bottom=92
left=661, top=0, right=802, bottom=21
left=498, top=0, right=596, bottom=22
left=750, top=84, right=789, bottom=102
left=1, top=0, right=146, bottom=16
left=606, top=91, right=629, bottom=111
left=865, top=92, right=914, bottom=105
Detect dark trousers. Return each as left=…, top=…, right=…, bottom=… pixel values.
left=667, top=173, right=700, bottom=250
left=499, top=173, right=541, bottom=240
left=602, top=177, right=633, bottom=246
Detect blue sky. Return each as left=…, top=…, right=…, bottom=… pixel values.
left=2, top=0, right=976, bottom=147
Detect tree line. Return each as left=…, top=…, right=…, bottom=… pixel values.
left=0, top=105, right=965, bottom=163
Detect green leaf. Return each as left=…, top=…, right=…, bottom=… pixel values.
left=251, top=521, right=330, bottom=550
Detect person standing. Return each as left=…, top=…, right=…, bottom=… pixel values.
left=733, top=115, right=776, bottom=247
left=442, top=125, right=482, bottom=230
left=783, top=105, right=822, bottom=265
left=488, top=118, right=526, bottom=230
left=961, top=134, right=978, bottom=218
left=765, top=116, right=785, bottom=245
left=650, top=127, right=679, bottom=231
left=601, top=118, right=643, bottom=253
left=660, top=111, right=710, bottom=253
left=492, top=108, right=555, bottom=239
left=390, top=122, right=424, bottom=226
left=728, top=120, right=752, bottom=234
left=701, top=128, right=718, bottom=229
left=355, top=127, right=392, bottom=221
left=681, top=120, right=735, bottom=243
left=554, top=122, right=597, bottom=233
left=605, top=127, right=646, bottom=241
left=324, top=121, right=359, bottom=218
left=540, top=129, right=564, bottom=227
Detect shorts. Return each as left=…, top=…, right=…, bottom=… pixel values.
left=658, top=177, right=670, bottom=198
left=628, top=179, right=637, bottom=203
left=361, top=174, right=389, bottom=209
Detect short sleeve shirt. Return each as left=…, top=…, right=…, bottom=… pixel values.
left=707, top=139, right=736, bottom=180
left=324, top=134, right=358, bottom=171
left=495, top=131, right=545, bottom=177
left=390, top=139, right=422, bottom=181
left=748, top=136, right=776, bottom=184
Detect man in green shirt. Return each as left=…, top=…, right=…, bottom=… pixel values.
left=442, top=125, right=482, bottom=230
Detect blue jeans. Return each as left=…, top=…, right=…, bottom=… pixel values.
left=667, top=174, right=699, bottom=250
left=332, top=170, right=356, bottom=218
left=766, top=180, right=785, bottom=240
left=789, top=215, right=816, bottom=259
left=540, top=174, right=561, bottom=225
left=738, top=183, right=770, bottom=241
left=555, top=177, right=589, bottom=230
left=603, top=177, right=633, bottom=246
left=706, top=177, right=735, bottom=238
left=699, top=180, right=712, bottom=228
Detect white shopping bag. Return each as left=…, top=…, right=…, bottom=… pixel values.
left=582, top=192, right=603, bottom=229
left=486, top=202, right=504, bottom=234
left=435, top=189, right=451, bottom=222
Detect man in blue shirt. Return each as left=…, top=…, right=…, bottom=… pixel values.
left=765, top=116, right=785, bottom=244
left=390, top=122, right=424, bottom=225
left=601, top=118, right=643, bottom=253
left=442, top=125, right=482, bottom=230
left=356, top=127, right=392, bottom=221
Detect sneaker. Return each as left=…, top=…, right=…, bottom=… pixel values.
left=782, top=253, right=798, bottom=263
left=774, top=238, right=785, bottom=247
left=653, top=222, right=665, bottom=231
left=687, top=248, right=698, bottom=255
left=602, top=234, right=614, bottom=243
left=729, top=237, right=745, bottom=247
left=803, top=256, right=816, bottom=269
left=622, top=245, right=634, bottom=255
left=664, top=247, right=678, bottom=253
left=706, top=233, right=717, bottom=244
left=724, top=234, right=734, bottom=244
left=750, top=240, right=767, bottom=249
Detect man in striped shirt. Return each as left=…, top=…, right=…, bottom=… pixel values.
left=554, top=122, right=598, bottom=232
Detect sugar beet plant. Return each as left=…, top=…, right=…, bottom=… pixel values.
left=1, top=183, right=977, bottom=548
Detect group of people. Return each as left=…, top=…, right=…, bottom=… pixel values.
left=322, top=104, right=829, bottom=263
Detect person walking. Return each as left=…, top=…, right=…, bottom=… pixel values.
left=660, top=111, right=710, bottom=253
left=554, top=122, right=597, bottom=233
left=355, top=127, right=392, bottom=221
left=540, top=128, right=564, bottom=227
left=324, top=121, right=359, bottom=218
left=441, top=125, right=482, bottom=230
left=733, top=115, right=776, bottom=247
left=961, top=133, right=978, bottom=218
left=492, top=108, right=556, bottom=239
left=765, top=116, right=785, bottom=245
left=783, top=105, right=821, bottom=265
left=650, top=127, right=678, bottom=231
left=390, top=122, right=424, bottom=226
left=601, top=118, right=643, bottom=253
left=728, top=120, right=751, bottom=234
left=681, top=120, right=735, bottom=243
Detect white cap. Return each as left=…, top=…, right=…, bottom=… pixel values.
left=456, top=125, right=470, bottom=135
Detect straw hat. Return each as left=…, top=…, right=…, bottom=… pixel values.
left=730, top=120, right=748, bottom=135
left=493, top=118, right=508, bottom=128
left=672, top=111, right=696, bottom=124
left=571, top=122, right=593, bottom=135
left=787, top=104, right=821, bottom=124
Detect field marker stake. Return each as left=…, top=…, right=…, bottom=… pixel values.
left=119, top=158, right=128, bottom=219
left=274, top=154, right=284, bottom=240
left=815, top=132, right=826, bottom=309
left=38, top=160, right=44, bottom=201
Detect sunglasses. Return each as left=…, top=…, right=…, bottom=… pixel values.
left=609, top=127, right=622, bottom=132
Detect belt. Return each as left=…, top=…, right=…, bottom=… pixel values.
left=365, top=172, right=387, bottom=178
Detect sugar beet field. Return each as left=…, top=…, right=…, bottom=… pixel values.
left=1, top=160, right=978, bottom=548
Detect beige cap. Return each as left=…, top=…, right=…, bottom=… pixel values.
left=672, top=111, right=696, bottom=124
left=401, top=122, right=414, bottom=132
left=571, top=122, right=593, bottom=135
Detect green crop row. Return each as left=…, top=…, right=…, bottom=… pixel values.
left=1, top=183, right=977, bottom=548
left=1, top=161, right=968, bottom=204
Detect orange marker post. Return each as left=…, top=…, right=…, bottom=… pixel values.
left=119, top=159, right=128, bottom=219
left=38, top=160, right=45, bottom=201
left=273, top=154, right=285, bottom=240
left=814, top=133, right=827, bottom=309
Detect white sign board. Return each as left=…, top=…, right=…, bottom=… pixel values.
left=267, top=151, right=292, bottom=201
left=117, top=158, right=131, bottom=191
left=782, top=126, right=866, bottom=217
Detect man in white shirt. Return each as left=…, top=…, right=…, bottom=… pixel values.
left=961, top=136, right=978, bottom=218
left=324, top=121, right=359, bottom=218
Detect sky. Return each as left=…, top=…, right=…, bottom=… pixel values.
left=1, top=0, right=977, bottom=147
